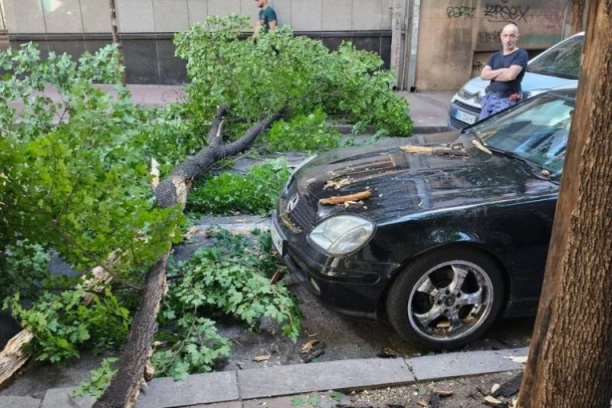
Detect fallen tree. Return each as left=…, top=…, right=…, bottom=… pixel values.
left=93, top=107, right=284, bottom=407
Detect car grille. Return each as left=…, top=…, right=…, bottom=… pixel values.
left=450, top=116, right=470, bottom=129
left=284, top=182, right=316, bottom=229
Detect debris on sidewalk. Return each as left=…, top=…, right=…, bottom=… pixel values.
left=253, top=355, right=271, bottom=362
left=504, top=355, right=528, bottom=364
left=300, top=339, right=320, bottom=353
left=484, top=395, right=507, bottom=407
left=300, top=339, right=326, bottom=363
left=492, top=372, right=524, bottom=398
left=376, top=348, right=400, bottom=359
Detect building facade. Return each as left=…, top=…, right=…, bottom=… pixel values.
left=1, top=0, right=574, bottom=90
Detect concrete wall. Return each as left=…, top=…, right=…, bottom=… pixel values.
left=415, top=0, right=570, bottom=91
left=3, top=0, right=392, bottom=34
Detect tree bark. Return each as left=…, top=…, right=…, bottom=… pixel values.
left=94, top=108, right=283, bottom=408
left=517, top=1, right=612, bottom=407
left=570, top=0, right=587, bottom=34
left=108, top=0, right=126, bottom=86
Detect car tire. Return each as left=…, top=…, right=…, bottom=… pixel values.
left=386, top=247, right=505, bottom=350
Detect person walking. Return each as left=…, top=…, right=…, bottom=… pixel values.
left=479, top=23, right=529, bottom=120
left=254, top=0, right=277, bottom=37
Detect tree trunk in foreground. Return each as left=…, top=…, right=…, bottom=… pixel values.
left=570, top=0, right=587, bottom=34
left=93, top=108, right=283, bottom=408
left=517, top=1, right=612, bottom=407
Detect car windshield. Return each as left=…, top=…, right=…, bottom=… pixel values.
left=471, top=93, right=575, bottom=176
left=527, top=36, right=583, bottom=80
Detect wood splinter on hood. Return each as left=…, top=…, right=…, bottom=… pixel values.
left=319, top=190, right=372, bottom=205
left=400, top=144, right=467, bottom=156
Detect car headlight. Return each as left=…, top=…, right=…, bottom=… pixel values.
left=309, top=215, right=375, bottom=255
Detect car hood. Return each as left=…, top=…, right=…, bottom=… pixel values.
left=293, top=134, right=557, bottom=224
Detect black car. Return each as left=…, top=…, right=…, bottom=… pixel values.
left=271, top=90, right=576, bottom=350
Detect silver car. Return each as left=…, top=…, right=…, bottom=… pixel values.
left=449, top=32, right=583, bottom=129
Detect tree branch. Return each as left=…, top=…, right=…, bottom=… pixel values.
left=94, top=108, right=285, bottom=408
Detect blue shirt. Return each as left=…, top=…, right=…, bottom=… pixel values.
left=487, top=49, right=529, bottom=94
left=259, top=7, right=277, bottom=32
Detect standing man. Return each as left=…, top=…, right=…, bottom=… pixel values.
left=479, top=23, right=529, bottom=120
left=254, top=0, right=277, bottom=37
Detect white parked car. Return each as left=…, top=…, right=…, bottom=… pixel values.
left=449, top=32, right=584, bottom=129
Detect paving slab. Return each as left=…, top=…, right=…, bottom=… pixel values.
left=134, top=371, right=239, bottom=408
left=40, top=387, right=95, bottom=408
left=0, top=395, right=42, bottom=408
left=407, top=347, right=529, bottom=381
left=180, top=402, right=241, bottom=408
left=237, top=358, right=414, bottom=399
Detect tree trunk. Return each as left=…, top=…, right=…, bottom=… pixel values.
left=108, top=0, right=126, bottom=86
left=93, top=108, right=283, bottom=408
left=570, top=0, right=587, bottom=34
left=517, top=1, right=612, bottom=407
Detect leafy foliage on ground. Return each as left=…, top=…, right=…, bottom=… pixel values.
left=153, top=228, right=301, bottom=379
left=74, top=357, right=119, bottom=399
left=262, top=109, right=345, bottom=153
left=186, top=159, right=291, bottom=216
left=5, top=289, right=130, bottom=363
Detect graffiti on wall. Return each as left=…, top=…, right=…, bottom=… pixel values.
left=446, top=6, right=477, bottom=18
left=472, top=60, right=486, bottom=71
left=478, top=30, right=502, bottom=44
left=484, top=3, right=530, bottom=23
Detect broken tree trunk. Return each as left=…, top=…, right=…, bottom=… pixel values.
left=94, top=107, right=283, bottom=408
left=517, top=2, right=612, bottom=407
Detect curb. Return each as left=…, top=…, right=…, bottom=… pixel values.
left=31, top=347, right=528, bottom=408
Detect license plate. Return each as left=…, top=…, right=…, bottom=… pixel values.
left=270, top=219, right=286, bottom=257
left=454, top=110, right=477, bottom=125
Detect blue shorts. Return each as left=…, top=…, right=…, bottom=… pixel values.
left=479, top=94, right=517, bottom=120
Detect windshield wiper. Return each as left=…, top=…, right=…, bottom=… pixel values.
left=486, top=146, right=554, bottom=179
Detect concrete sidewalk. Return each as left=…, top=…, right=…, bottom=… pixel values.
left=8, top=84, right=455, bottom=135
left=2, top=347, right=528, bottom=408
